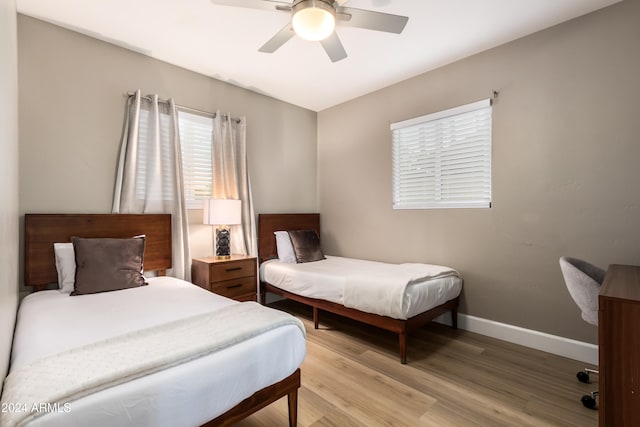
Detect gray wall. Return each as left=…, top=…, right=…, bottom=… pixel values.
left=0, top=0, right=19, bottom=387
left=17, top=15, right=318, bottom=281
left=317, top=0, right=640, bottom=344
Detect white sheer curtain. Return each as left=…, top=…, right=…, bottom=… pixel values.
left=112, top=90, right=191, bottom=280
left=211, top=112, right=257, bottom=256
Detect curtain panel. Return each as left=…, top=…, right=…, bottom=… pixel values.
left=211, top=113, right=257, bottom=257
left=112, top=90, right=191, bottom=281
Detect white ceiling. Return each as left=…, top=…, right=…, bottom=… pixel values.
left=17, top=0, right=622, bottom=112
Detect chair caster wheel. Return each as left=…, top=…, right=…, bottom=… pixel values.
left=577, top=371, right=590, bottom=383
left=581, top=395, right=597, bottom=409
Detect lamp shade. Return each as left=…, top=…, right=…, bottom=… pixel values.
left=203, top=199, right=242, bottom=225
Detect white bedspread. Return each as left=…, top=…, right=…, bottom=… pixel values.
left=3, top=277, right=306, bottom=427
left=260, top=256, right=462, bottom=319
left=1, top=302, right=304, bottom=427
left=343, top=262, right=459, bottom=318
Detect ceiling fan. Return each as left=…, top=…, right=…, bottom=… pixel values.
left=210, top=0, right=409, bottom=62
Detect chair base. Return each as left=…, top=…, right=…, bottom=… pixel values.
left=576, top=368, right=599, bottom=409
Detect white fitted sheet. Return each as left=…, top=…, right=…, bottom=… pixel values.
left=260, top=256, right=462, bottom=320
left=8, top=277, right=306, bottom=427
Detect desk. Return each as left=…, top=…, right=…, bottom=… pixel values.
left=598, top=264, right=640, bottom=426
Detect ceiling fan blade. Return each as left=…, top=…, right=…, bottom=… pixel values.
left=320, top=32, right=347, bottom=63
left=210, top=0, right=291, bottom=13
left=337, top=6, right=408, bottom=34
left=258, top=23, right=296, bottom=53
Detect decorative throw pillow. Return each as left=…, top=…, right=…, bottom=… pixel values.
left=287, top=229, right=326, bottom=263
left=71, top=236, right=147, bottom=296
left=274, top=231, right=297, bottom=263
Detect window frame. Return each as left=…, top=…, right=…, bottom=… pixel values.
left=390, top=99, right=492, bottom=210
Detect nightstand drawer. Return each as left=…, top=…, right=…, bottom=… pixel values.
left=209, top=258, right=256, bottom=282
left=211, top=276, right=256, bottom=299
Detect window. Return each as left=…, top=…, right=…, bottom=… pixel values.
left=132, top=105, right=213, bottom=208
left=178, top=109, right=214, bottom=209
left=391, top=99, right=492, bottom=210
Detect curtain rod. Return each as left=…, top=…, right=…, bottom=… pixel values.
left=125, top=92, right=242, bottom=123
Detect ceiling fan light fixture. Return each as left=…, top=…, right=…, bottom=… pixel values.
left=292, top=0, right=336, bottom=41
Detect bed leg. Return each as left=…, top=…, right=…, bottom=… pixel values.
left=452, top=308, right=458, bottom=330
left=313, top=307, right=319, bottom=329
left=288, top=389, right=298, bottom=427
left=259, top=283, right=266, bottom=305
left=399, top=333, right=407, bottom=364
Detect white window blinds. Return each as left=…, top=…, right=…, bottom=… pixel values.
left=178, top=109, right=213, bottom=208
left=391, top=99, right=492, bottom=210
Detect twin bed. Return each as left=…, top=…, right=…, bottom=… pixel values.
left=2, top=214, right=305, bottom=427
left=258, top=213, right=462, bottom=364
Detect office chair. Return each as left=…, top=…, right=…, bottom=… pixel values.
left=559, top=256, right=606, bottom=409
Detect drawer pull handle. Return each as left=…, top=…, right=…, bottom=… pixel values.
left=226, top=284, right=243, bottom=289
left=225, top=267, right=242, bottom=272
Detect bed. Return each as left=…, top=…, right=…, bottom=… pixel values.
left=1, top=214, right=306, bottom=427
left=258, top=213, right=462, bottom=364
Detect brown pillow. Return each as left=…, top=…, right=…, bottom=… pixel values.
left=71, top=236, right=147, bottom=296
left=287, top=229, right=326, bottom=263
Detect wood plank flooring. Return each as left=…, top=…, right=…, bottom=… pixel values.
left=236, top=300, right=598, bottom=427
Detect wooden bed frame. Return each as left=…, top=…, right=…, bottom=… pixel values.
left=23, top=213, right=301, bottom=427
left=258, top=213, right=460, bottom=364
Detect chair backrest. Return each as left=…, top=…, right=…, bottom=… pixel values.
left=559, top=256, right=605, bottom=326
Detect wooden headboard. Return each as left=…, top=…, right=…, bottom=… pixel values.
left=257, top=213, right=320, bottom=263
left=24, top=214, right=172, bottom=288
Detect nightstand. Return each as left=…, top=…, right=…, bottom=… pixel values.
left=191, top=255, right=257, bottom=302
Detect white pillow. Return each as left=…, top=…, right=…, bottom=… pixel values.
left=54, top=242, right=76, bottom=293
left=274, top=231, right=297, bottom=263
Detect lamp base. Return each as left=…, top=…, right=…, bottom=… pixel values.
left=215, top=226, right=231, bottom=258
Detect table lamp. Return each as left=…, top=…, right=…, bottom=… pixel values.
left=203, top=199, right=242, bottom=259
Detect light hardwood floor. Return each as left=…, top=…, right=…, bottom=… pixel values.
left=237, top=300, right=598, bottom=427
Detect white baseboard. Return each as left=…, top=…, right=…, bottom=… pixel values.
left=434, top=313, right=598, bottom=366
